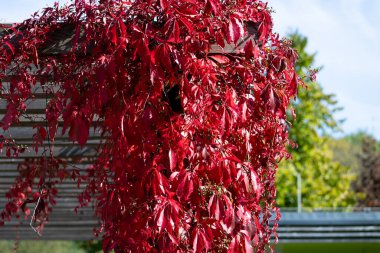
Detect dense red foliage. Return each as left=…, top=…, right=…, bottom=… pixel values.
left=0, top=0, right=299, bottom=252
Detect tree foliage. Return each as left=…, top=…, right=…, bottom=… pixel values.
left=328, top=132, right=369, bottom=174
left=330, top=132, right=380, bottom=207
left=276, top=33, right=356, bottom=209
left=354, top=134, right=380, bottom=207
left=0, top=1, right=299, bottom=252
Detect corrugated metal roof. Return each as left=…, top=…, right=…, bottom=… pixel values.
left=277, top=211, right=380, bottom=242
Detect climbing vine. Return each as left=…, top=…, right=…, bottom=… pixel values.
left=0, top=0, right=299, bottom=252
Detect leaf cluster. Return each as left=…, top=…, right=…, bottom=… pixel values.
left=0, top=1, right=299, bottom=252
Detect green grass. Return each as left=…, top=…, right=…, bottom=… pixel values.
left=276, top=243, right=380, bottom=253
left=0, top=241, right=86, bottom=253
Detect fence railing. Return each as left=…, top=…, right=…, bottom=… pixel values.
left=279, top=206, right=380, bottom=212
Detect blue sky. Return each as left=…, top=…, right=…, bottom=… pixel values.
left=270, top=0, right=380, bottom=139
left=0, top=0, right=379, bottom=139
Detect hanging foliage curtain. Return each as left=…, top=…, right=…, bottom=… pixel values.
left=0, top=1, right=299, bottom=252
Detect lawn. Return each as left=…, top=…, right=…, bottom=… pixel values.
left=276, top=243, right=380, bottom=253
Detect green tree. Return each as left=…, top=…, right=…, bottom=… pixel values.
left=276, top=33, right=357, bottom=209
left=327, top=131, right=373, bottom=175
left=354, top=134, right=380, bottom=206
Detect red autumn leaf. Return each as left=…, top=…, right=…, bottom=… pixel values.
left=176, top=170, right=193, bottom=201
left=261, top=85, right=277, bottom=112
left=208, top=54, right=230, bottom=64
left=178, top=17, right=193, bottom=33
left=155, top=43, right=172, bottom=72
left=228, top=232, right=253, bottom=253
left=253, top=44, right=260, bottom=58
left=1, top=102, right=18, bottom=130
left=208, top=193, right=224, bottom=220
left=226, top=155, right=242, bottom=164
left=250, top=170, right=261, bottom=197
left=118, top=18, right=126, bottom=38
left=289, top=70, right=298, bottom=97
left=168, top=20, right=181, bottom=43
left=216, top=31, right=225, bottom=48
left=207, top=0, right=220, bottom=15
left=244, top=39, right=255, bottom=59
left=169, top=148, right=178, bottom=170
left=154, top=198, right=182, bottom=245
left=160, top=0, right=168, bottom=10
left=241, top=101, right=248, bottom=122
left=145, top=168, right=169, bottom=196
left=228, top=17, right=244, bottom=44
left=4, top=41, right=14, bottom=54
left=220, top=108, right=232, bottom=138
left=33, top=126, right=47, bottom=152
left=258, top=21, right=269, bottom=44
left=137, top=39, right=151, bottom=63
left=110, top=24, right=118, bottom=45
left=191, top=226, right=212, bottom=253
left=69, top=115, right=89, bottom=146
left=31, top=46, right=39, bottom=66
left=38, top=126, right=47, bottom=139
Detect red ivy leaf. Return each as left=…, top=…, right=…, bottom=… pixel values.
left=169, top=149, right=177, bottom=170
left=228, top=233, right=253, bottom=253
left=155, top=43, right=172, bottom=72
left=207, top=0, right=220, bottom=15
left=216, top=31, right=225, bottom=48
left=160, top=0, right=168, bottom=10
left=5, top=41, right=15, bottom=54
left=289, top=71, right=298, bottom=97
left=69, top=115, right=89, bottom=146
left=31, top=46, right=39, bottom=67
left=228, top=17, right=244, bottom=44
left=145, top=168, right=169, bottom=196
left=178, top=18, right=193, bottom=34
left=244, top=39, right=255, bottom=59
left=118, top=18, right=126, bottom=38
left=110, top=25, right=118, bottom=45
left=172, top=20, right=181, bottom=43
left=176, top=170, right=193, bottom=201
left=191, top=226, right=212, bottom=253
